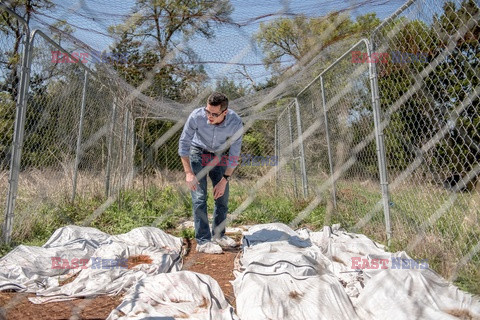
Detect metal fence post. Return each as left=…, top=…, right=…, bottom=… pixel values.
left=105, top=97, right=117, bottom=197
left=287, top=103, right=298, bottom=198
left=274, top=122, right=278, bottom=188
left=294, top=98, right=308, bottom=197
left=368, top=39, right=392, bottom=246
left=130, top=117, right=136, bottom=187
left=122, top=109, right=130, bottom=187
left=71, top=69, right=88, bottom=203
left=320, top=75, right=337, bottom=209
left=2, top=20, right=31, bottom=244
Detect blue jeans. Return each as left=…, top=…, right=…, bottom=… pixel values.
left=190, top=147, right=229, bottom=244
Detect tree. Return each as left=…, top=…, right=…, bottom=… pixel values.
left=108, top=0, right=233, bottom=101
left=49, top=19, right=74, bottom=46
left=255, top=12, right=381, bottom=74
left=111, top=0, right=232, bottom=60
left=0, top=92, right=15, bottom=169
left=375, top=0, right=479, bottom=189
left=254, top=11, right=382, bottom=179
left=376, top=18, right=439, bottom=172
left=430, top=0, right=479, bottom=187
left=0, top=0, right=54, bottom=98
left=106, top=0, right=234, bottom=173
left=215, top=77, right=250, bottom=100
left=0, top=1, right=54, bottom=168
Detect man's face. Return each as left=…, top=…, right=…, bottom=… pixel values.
left=205, top=104, right=227, bottom=125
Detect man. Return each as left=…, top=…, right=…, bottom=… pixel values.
left=178, top=92, right=243, bottom=254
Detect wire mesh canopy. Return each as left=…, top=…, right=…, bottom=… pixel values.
left=2, top=0, right=406, bottom=121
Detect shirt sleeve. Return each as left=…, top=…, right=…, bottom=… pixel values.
left=228, top=122, right=244, bottom=168
left=178, top=111, right=197, bottom=157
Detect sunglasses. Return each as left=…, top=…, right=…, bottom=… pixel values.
left=204, top=107, right=226, bottom=118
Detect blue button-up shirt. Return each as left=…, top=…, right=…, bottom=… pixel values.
left=178, top=107, right=244, bottom=167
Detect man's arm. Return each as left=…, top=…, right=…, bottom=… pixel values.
left=178, top=111, right=197, bottom=158
left=180, top=156, right=193, bottom=174
left=181, top=156, right=198, bottom=191
left=224, top=166, right=235, bottom=177
left=179, top=111, right=198, bottom=190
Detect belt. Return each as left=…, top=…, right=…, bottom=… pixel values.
left=192, top=145, right=215, bottom=154
left=192, top=145, right=226, bottom=155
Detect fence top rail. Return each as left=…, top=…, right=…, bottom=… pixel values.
left=30, top=29, right=99, bottom=81
left=370, top=0, right=415, bottom=40
left=296, top=38, right=369, bottom=98
left=276, top=99, right=296, bottom=120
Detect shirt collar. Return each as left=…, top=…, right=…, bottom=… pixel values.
left=217, top=112, right=228, bottom=127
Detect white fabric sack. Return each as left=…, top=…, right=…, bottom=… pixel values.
left=0, top=225, right=109, bottom=292
left=234, top=223, right=359, bottom=319
left=107, top=271, right=238, bottom=320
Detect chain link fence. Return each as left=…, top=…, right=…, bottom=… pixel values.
left=372, top=0, right=480, bottom=290
left=275, top=99, right=306, bottom=198
left=275, top=0, right=479, bottom=292
left=0, top=5, right=136, bottom=242
left=277, top=38, right=390, bottom=238
left=0, top=0, right=276, bottom=243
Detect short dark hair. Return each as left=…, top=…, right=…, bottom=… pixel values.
left=207, top=92, right=228, bottom=111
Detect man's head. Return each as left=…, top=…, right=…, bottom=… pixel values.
left=205, top=92, right=228, bottom=124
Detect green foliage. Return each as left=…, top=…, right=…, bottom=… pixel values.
left=255, top=12, right=381, bottom=74
left=430, top=0, right=479, bottom=180
left=376, top=0, right=480, bottom=183
left=0, top=92, right=15, bottom=170
left=0, top=0, right=55, bottom=98
left=108, top=0, right=233, bottom=101
left=92, top=186, right=192, bottom=234
left=50, top=19, right=75, bottom=45
left=215, top=78, right=250, bottom=100
left=0, top=243, right=14, bottom=259
left=178, top=227, right=195, bottom=239
left=242, top=131, right=264, bottom=155
left=134, top=119, right=182, bottom=172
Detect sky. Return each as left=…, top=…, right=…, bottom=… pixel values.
left=29, top=0, right=409, bottom=86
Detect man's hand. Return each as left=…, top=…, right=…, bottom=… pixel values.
left=213, top=178, right=227, bottom=199
left=186, top=172, right=199, bottom=191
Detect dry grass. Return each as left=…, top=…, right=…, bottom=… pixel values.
left=332, top=255, right=346, bottom=265
left=58, top=272, right=79, bottom=286
left=288, top=291, right=303, bottom=300
left=198, top=297, right=209, bottom=308
left=1, top=168, right=105, bottom=241
left=444, top=309, right=479, bottom=320
left=133, top=168, right=185, bottom=190
left=127, top=255, right=153, bottom=269
left=0, top=170, right=9, bottom=220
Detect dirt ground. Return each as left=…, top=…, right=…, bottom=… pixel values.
left=0, top=237, right=241, bottom=320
